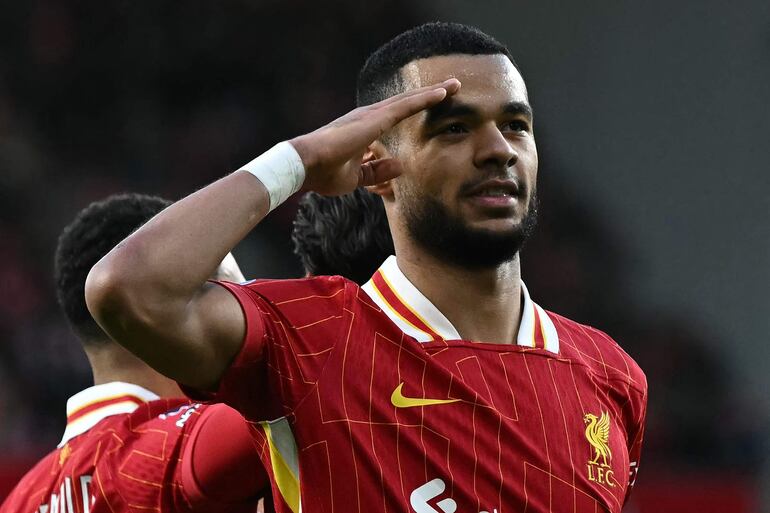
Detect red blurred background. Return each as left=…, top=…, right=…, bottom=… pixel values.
left=0, top=1, right=767, bottom=511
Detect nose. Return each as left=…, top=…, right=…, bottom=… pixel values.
left=473, top=124, right=518, bottom=170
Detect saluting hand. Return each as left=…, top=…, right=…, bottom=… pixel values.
left=290, top=78, right=461, bottom=196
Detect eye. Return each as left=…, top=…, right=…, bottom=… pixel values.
left=441, top=123, right=468, bottom=135
left=503, top=120, right=530, bottom=133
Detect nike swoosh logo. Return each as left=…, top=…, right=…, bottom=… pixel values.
left=390, top=383, right=460, bottom=408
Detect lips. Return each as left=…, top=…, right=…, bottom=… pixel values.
left=463, top=178, right=522, bottom=199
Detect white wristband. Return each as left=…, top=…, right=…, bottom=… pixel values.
left=240, top=141, right=306, bottom=212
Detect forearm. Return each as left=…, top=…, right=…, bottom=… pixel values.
left=107, top=171, right=268, bottom=298
left=85, top=80, right=457, bottom=387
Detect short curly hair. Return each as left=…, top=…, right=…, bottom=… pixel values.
left=292, top=189, right=394, bottom=285
left=356, top=22, right=517, bottom=107
left=54, top=193, right=171, bottom=345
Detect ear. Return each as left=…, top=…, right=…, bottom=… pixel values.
left=362, top=138, right=391, bottom=163
left=364, top=140, right=396, bottom=200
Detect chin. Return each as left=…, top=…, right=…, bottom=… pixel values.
left=468, top=217, right=524, bottom=234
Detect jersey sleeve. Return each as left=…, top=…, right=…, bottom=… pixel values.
left=578, top=322, right=649, bottom=505
left=182, top=276, right=351, bottom=421
left=179, top=404, right=267, bottom=511
left=623, top=381, right=648, bottom=505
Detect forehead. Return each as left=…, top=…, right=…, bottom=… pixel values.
left=400, top=54, right=528, bottom=105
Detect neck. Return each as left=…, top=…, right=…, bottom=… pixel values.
left=395, top=241, right=523, bottom=344
left=85, top=343, right=183, bottom=398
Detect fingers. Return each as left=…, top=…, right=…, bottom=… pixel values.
left=373, top=79, right=461, bottom=132
left=298, top=78, right=460, bottom=194
left=358, top=158, right=403, bottom=187
left=373, top=78, right=461, bottom=109
left=437, top=78, right=461, bottom=96
left=384, top=87, right=448, bottom=122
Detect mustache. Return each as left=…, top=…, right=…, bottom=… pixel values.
left=458, top=175, right=526, bottom=197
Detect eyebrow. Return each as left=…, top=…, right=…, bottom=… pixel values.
left=502, top=101, right=533, bottom=120
left=424, top=100, right=533, bottom=126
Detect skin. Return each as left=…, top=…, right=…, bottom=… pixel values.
left=86, top=346, right=184, bottom=397
left=369, top=54, right=537, bottom=343
left=85, top=65, right=529, bottom=392
left=55, top=249, right=270, bottom=511
left=86, top=254, right=245, bottom=396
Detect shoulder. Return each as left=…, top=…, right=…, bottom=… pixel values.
left=1, top=451, right=59, bottom=510
left=92, top=401, right=206, bottom=492
left=124, top=399, right=205, bottom=435
left=213, top=275, right=355, bottom=310
left=93, top=400, right=201, bottom=459
left=217, top=275, right=357, bottom=325
left=233, top=275, right=353, bottom=303
left=549, top=310, right=647, bottom=394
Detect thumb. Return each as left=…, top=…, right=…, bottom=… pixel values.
left=358, top=158, right=403, bottom=187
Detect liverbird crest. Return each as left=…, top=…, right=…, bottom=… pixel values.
left=584, top=411, right=612, bottom=468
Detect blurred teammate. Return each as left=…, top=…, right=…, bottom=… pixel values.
left=1, top=194, right=270, bottom=513
left=292, top=188, right=393, bottom=284
left=87, top=23, right=647, bottom=513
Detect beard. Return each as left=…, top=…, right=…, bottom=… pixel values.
left=400, top=188, right=538, bottom=270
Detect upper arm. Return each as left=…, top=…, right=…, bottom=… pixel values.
left=177, top=281, right=250, bottom=390
left=85, top=263, right=248, bottom=390
left=188, top=276, right=351, bottom=420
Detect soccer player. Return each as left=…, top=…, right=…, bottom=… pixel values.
left=292, top=188, right=394, bottom=284
left=86, top=23, right=648, bottom=513
left=1, top=194, right=271, bottom=513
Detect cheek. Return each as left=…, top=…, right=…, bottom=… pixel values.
left=518, top=139, right=538, bottom=182
left=529, top=153, right=539, bottom=182
left=420, top=145, right=471, bottom=193
left=395, top=133, right=476, bottom=205
left=396, top=145, right=452, bottom=197
left=419, top=161, right=465, bottom=208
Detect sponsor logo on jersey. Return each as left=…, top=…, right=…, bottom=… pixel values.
left=410, top=478, right=456, bottom=513
left=390, top=383, right=460, bottom=409
left=410, top=479, right=498, bottom=513
left=584, top=411, right=616, bottom=487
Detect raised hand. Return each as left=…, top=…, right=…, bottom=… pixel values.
left=291, top=78, right=461, bottom=196
left=85, top=79, right=460, bottom=392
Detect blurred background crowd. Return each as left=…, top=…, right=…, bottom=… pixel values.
left=0, top=1, right=767, bottom=511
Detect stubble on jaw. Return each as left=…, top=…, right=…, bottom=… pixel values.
left=397, top=184, right=539, bottom=270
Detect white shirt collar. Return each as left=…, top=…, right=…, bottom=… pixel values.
left=58, top=382, right=160, bottom=447
left=362, top=256, right=559, bottom=353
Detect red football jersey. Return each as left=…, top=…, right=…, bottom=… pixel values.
left=189, top=256, right=647, bottom=513
left=0, top=382, right=267, bottom=513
